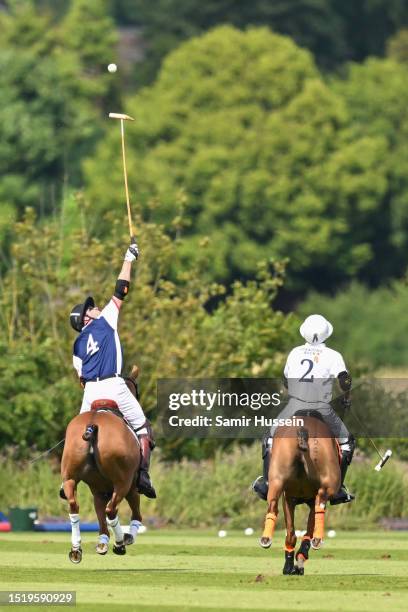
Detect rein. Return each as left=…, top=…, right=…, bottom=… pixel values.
left=28, top=438, right=65, bottom=464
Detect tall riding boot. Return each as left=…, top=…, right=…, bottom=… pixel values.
left=137, top=434, right=157, bottom=499
left=252, top=436, right=272, bottom=501
left=330, top=449, right=355, bottom=505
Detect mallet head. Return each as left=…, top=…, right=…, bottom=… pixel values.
left=374, top=449, right=392, bottom=471
left=109, top=112, right=134, bottom=121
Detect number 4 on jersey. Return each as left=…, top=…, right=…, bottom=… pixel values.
left=86, top=333, right=100, bottom=356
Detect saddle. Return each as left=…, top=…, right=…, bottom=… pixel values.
left=90, top=399, right=121, bottom=414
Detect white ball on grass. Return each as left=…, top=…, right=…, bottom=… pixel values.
left=107, top=63, right=117, bottom=73
left=328, top=529, right=336, bottom=538
left=138, top=524, right=147, bottom=534
left=218, top=530, right=227, bottom=538
left=244, top=527, right=254, bottom=536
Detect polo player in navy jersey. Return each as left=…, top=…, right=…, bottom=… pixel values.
left=62, top=241, right=156, bottom=500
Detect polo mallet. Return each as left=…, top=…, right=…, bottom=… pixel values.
left=345, top=399, right=392, bottom=471
left=108, top=112, right=135, bottom=240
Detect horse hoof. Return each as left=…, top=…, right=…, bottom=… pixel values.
left=259, top=537, right=272, bottom=549
left=96, top=543, right=108, bottom=555
left=124, top=533, right=134, bottom=546
left=311, top=538, right=323, bottom=550
left=113, top=543, right=126, bottom=555
left=68, top=548, right=82, bottom=564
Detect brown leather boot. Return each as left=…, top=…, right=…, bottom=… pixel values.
left=137, top=434, right=157, bottom=499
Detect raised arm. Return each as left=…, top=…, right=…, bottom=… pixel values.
left=112, top=241, right=139, bottom=310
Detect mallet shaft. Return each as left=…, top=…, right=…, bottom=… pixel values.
left=120, top=119, right=133, bottom=238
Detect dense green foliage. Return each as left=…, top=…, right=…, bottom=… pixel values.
left=0, top=207, right=297, bottom=457
left=0, top=0, right=119, bottom=218
left=300, top=281, right=408, bottom=368
left=85, top=26, right=408, bottom=291
left=0, top=2, right=407, bottom=465
left=2, top=5, right=408, bottom=294
left=111, top=0, right=408, bottom=85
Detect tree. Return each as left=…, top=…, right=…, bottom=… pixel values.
left=387, top=29, right=408, bottom=63
left=331, top=58, right=408, bottom=285
left=0, top=0, right=119, bottom=225
left=60, top=0, right=120, bottom=106
left=112, top=0, right=408, bottom=87
left=85, top=26, right=402, bottom=291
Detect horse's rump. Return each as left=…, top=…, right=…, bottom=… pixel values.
left=62, top=411, right=140, bottom=493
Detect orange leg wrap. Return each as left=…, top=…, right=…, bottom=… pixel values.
left=262, top=512, right=278, bottom=540
left=313, top=506, right=325, bottom=540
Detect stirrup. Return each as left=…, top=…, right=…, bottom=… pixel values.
left=330, top=486, right=355, bottom=506
left=252, top=476, right=268, bottom=501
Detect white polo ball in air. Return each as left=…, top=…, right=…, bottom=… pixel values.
left=107, top=63, right=117, bottom=73
left=244, top=527, right=254, bottom=536
left=328, top=529, right=336, bottom=538
left=138, top=525, right=147, bottom=534
left=218, top=530, right=227, bottom=538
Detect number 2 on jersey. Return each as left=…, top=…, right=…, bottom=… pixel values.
left=86, top=333, right=100, bottom=356
left=299, top=358, right=314, bottom=382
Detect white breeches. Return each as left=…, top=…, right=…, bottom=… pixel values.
left=80, top=377, right=146, bottom=431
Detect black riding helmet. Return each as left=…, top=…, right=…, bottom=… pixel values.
left=69, top=296, right=95, bottom=332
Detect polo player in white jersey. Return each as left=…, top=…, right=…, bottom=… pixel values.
left=253, top=314, right=355, bottom=505
left=61, top=241, right=156, bottom=500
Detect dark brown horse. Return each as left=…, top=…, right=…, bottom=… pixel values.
left=260, top=415, right=341, bottom=575
left=61, top=407, right=142, bottom=563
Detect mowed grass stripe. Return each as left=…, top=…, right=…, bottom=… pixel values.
left=2, top=555, right=407, bottom=579
left=2, top=563, right=408, bottom=589
left=2, top=530, right=407, bottom=549
left=1, top=539, right=407, bottom=561
left=1, top=532, right=408, bottom=611
left=0, top=582, right=406, bottom=612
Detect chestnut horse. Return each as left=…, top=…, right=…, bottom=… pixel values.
left=61, top=408, right=142, bottom=563
left=260, top=414, right=341, bottom=575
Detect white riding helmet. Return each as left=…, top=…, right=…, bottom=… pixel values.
left=300, top=314, right=333, bottom=345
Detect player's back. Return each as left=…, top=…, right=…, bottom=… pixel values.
left=284, top=343, right=346, bottom=404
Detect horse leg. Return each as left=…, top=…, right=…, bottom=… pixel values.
left=64, top=479, right=82, bottom=564
left=282, top=494, right=297, bottom=575
left=106, top=488, right=126, bottom=556
left=93, top=492, right=110, bottom=555
left=260, top=477, right=283, bottom=549
left=124, top=486, right=143, bottom=546
left=295, top=501, right=314, bottom=575
left=312, top=485, right=329, bottom=550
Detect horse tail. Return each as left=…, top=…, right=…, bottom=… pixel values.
left=297, top=426, right=309, bottom=452
left=82, top=414, right=99, bottom=442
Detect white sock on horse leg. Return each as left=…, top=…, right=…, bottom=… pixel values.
left=129, top=520, right=142, bottom=539
left=98, top=533, right=109, bottom=545
left=69, top=513, right=81, bottom=550
left=107, top=515, right=124, bottom=543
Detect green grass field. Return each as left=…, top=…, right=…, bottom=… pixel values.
left=1, top=530, right=408, bottom=611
